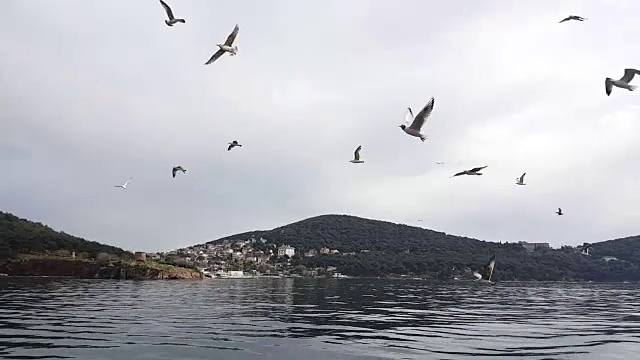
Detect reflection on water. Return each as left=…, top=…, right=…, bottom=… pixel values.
left=1, top=277, right=640, bottom=359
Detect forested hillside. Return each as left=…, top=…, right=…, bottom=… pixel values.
left=0, top=211, right=131, bottom=260
left=206, top=214, right=640, bottom=281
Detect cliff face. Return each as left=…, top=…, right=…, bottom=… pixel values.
left=0, top=258, right=204, bottom=280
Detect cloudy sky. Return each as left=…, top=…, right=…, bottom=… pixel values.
left=2, top=0, right=640, bottom=252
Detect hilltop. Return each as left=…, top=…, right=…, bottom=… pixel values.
left=0, top=211, right=203, bottom=280
left=192, top=214, right=640, bottom=281
left=0, top=211, right=131, bottom=259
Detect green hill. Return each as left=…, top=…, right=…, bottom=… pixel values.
left=0, top=211, right=131, bottom=260
left=205, top=214, right=640, bottom=281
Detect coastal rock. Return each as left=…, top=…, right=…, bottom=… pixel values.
left=0, top=258, right=204, bottom=280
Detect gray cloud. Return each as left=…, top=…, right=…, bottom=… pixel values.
left=2, top=0, right=640, bottom=252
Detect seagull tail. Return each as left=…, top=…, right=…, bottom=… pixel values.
left=419, top=135, right=426, bottom=142
left=178, top=19, right=186, bottom=23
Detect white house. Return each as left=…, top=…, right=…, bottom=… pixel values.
left=277, top=245, right=295, bottom=257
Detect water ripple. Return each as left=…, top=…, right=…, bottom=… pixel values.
left=1, top=277, right=640, bottom=359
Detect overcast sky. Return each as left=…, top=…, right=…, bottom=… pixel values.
left=2, top=0, right=640, bottom=252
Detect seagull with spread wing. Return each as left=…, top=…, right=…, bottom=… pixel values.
left=605, top=68, right=640, bottom=96
left=400, top=97, right=434, bottom=142
left=559, top=15, right=587, bottom=23
left=205, top=24, right=240, bottom=65
left=451, top=166, right=487, bottom=177
left=350, top=145, right=364, bottom=163
left=556, top=208, right=564, bottom=216
left=172, top=166, right=186, bottom=178
left=159, top=0, right=185, bottom=26
left=516, top=172, right=526, bottom=185
left=227, top=140, right=242, bottom=151
left=114, top=178, right=132, bottom=189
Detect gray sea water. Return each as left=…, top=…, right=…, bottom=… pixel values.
left=1, top=277, right=639, bottom=360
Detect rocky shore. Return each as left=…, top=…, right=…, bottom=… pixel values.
left=0, top=258, right=204, bottom=280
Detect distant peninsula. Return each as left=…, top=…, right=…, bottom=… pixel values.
left=172, top=214, right=640, bottom=282
left=0, top=211, right=203, bottom=280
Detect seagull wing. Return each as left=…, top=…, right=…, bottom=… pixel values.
left=205, top=49, right=226, bottom=65
left=483, top=255, right=496, bottom=281
left=159, top=0, right=175, bottom=20
left=469, top=165, right=487, bottom=173
left=227, top=144, right=234, bottom=151
left=123, top=179, right=131, bottom=187
left=473, top=271, right=482, bottom=280
left=519, top=172, right=526, bottom=182
left=404, top=107, right=414, bottom=125
left=409, top=97, right=434, bottom=131
left=559, top=16, right=571, bottom=23
left=621, top=68, right=640, bottom=83
left=172, top=167, right=177, bottom=178
left=605, top=78, right=613, bottom=96
left=452, top=170, right=467, bottom=177
left=224, top=24, right=240, bottom=46
left=354, top=145, right=361, bottom=161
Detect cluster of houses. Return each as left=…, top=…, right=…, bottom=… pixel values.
left=146, top=236, right=352, bottom=278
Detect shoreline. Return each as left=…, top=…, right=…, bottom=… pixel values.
left=0, top=257, right=204, bottom=280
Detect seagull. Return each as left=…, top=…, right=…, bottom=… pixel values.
left=556, top=207, right=564, bottom=216
left=516, top=172, right=526, bottom=185
left=473, top=254, right=496, bottom=284
left=559, top=15, right=587, bottom=23
left=114, top=178, right=132, bottom=189
left=436, top=162, right=444, bottom=165
left=580, top=243, right=593, bottom=256
left=350, top=145, right=364, bottom=163
left=172, top=166, right=186, bottom=178
left=159, top=0, right=185, bottom=26
left=205, top=24, right=240, bottom=65
left=451, top=166, right=487, bottom=177
left=227, top=140, right=242, bottom=151
left=605, top=68, right=640, bottom=96
left=400, top=97, right=434, bottom=142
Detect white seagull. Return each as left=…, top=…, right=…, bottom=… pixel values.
left=205, top=24, right=240, bottom=65
left=114, top=178, right=132, bottom=189
left=400, top=97, right=434, bottom=142
left=159, top=0, right=185, bottom=26
left=605, top=68, right=640, bottom=96
left=516, top=172, right=526, bottom=185
left=473, top=254, right=496, bottom=284
left=227, top=140, right=242, bottom=151
left=350, top=145, right=364, bottom=163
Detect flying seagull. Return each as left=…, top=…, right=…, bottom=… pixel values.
left=556, top=207, right=564, bottom=216
left=473, top=254, right=496, bottom=284
left=451, top=166, right=487, bottom=177
left=436, top=162, right=444, bottom=165
left=350, top=145, right=364, bottom=163
left=227, top=140, right=242, bottom=151
left=516, top=172, right=526, bottom=185
left=400, top=97, right=434, bottom=142
left=172, top=166, right=186, bottom=178
left=205, top=24, right=240, bottom=65
left=114, top=178, right=132, bottom=189
left=605, top=68, right=640, bottom=96
left=159, top=0, right=185, bottom=26
left=559, top=15, right=587, bottom=23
